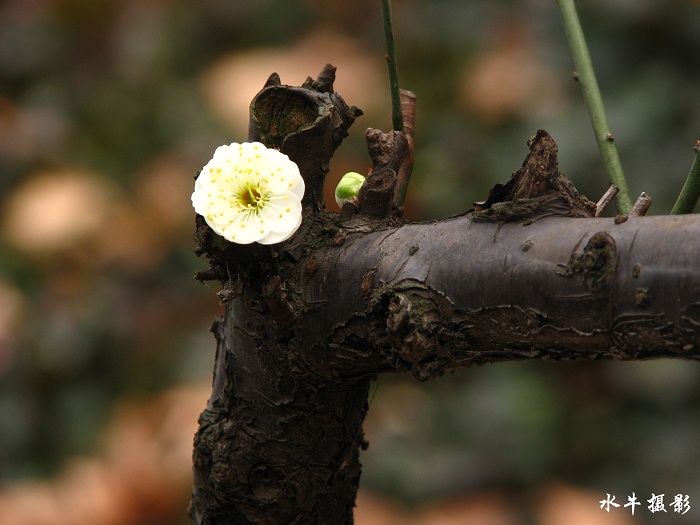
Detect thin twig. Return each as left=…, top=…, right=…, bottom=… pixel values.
left=381, top=0, right=403, bottom=132
left=556, top=0, right=632, bottom=214
left=670, top=140, right=700, bottom=214
left=594, top=183, right=619, bottom=217
left=628, top=192, right=652, bottom=217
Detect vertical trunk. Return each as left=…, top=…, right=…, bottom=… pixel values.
left=190, top=65, right=369, bottom=524
left=190, top=294, right=370, bottom=524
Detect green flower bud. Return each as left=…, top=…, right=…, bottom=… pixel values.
left=335, top=172, right=366, bottom=208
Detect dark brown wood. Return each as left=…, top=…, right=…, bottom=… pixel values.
left=190, top=67, right=700, bottom=524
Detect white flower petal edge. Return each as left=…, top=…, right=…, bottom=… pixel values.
left=192, top=142, right=305, bottom=245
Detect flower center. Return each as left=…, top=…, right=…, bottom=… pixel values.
left=239, top=184, right=266, bottom=211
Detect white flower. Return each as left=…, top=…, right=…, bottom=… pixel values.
left=192, top=142, right=305, bottom=245
left=334, top=171, right=365, bottom=208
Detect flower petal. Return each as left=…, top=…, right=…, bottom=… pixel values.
left=258, top=212, right=302, bottom=244
left=263, top=193, right=303, bottom=232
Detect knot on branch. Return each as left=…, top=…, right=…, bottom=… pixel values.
left=371, top=279, right=461, bottom=381
left=559, top=231, right=617, bottom=291
left=474, top=129, right=596, bottom=221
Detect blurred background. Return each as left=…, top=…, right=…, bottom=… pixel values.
left=1, top=0, right=700, bottom=523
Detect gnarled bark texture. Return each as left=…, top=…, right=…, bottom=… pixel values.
left=190, top=66, right=700, bottom=524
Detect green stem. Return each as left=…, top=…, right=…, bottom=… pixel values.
left=671, top=141, right=700, bottom=214
left=381, top=0, right=403, bottom=132
left=556, top=0, right=632, bottom=214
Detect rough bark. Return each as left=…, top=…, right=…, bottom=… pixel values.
left=190, top=66, right=700, bottom=524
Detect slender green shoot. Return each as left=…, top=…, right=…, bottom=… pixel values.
left=556, top=0, right=632, bottom=213
left=671, top=141, right=700, bottom=214
left=381, top=0, right=403, bottom=132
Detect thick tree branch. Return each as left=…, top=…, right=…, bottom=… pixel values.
left=191, top=67, right=700, bottom=524
left=301, top=213, right=700, bottom=381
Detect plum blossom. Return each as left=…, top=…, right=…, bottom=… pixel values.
left=192, top=142, right=304, bottom=244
